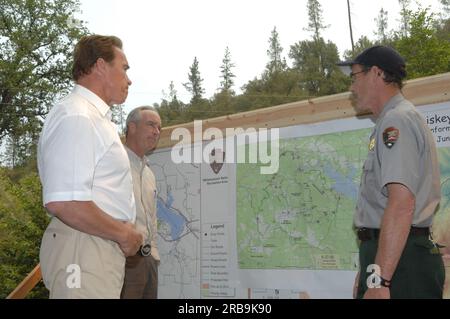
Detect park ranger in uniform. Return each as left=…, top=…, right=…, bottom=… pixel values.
left=338, top=45, right=445, bottom=299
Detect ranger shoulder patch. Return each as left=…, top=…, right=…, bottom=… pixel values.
left=383, top=127, right=399, bottom=149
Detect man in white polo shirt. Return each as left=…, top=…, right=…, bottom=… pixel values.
left=37, top=35, right=143, bottom=298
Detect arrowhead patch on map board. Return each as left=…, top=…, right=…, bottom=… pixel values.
left=209, top=148, right=225, bottom=174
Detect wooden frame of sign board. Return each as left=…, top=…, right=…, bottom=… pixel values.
left=156, top=72, right=450, bottom=149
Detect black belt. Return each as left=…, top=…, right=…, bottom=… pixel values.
left=137, top=244, right=151, bottom=256
left=357, top=227, right=430, bottom=241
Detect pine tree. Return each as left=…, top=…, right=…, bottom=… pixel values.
left=158, top=81, right=185, bottom=126
left=266, top=27, right=287, bottom=75
left=167, top=81, right=178, bottom=103
left=375, top=8, right=389, bottom=44
left=398, top=0, right=412, bottom=37
left=289, top=0, right=346, bottom=96
left=219, top=46, right=236, bottom=93
left=183, top=57, right=205, bottom=104
left=305, top=0, right=328, bottom=41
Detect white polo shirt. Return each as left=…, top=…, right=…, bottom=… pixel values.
left=38, top=84, right=136, bottom=222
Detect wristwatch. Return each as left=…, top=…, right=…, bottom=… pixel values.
left=379, top=276, right=391, bottom=288
left=368, top=273, right=391, bottom=289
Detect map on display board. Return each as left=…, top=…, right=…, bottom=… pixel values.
left=236, top=129, right=369, bottom=271
left=148, top=155, right=201, bottom=298
left=148, top=101, right=450, bottom=299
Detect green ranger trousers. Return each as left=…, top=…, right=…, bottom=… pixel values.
left=357, top=234, right=445, bottom=299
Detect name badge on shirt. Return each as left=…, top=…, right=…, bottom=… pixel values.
left=368, top=138, right=376, bottom=151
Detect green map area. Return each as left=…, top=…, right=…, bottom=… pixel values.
left=237, top=127, right=450, bottom=274
left=435, top=147, right=450, bottom=299
left=237, top=128, right=371, bottom=270
left=433, top=148, right=450, bottom=253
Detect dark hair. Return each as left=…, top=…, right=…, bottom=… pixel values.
left=382, top=70, right=404, bottom=89
left=72, top=35, right=123, bottom=81
left=358, top=65, right=404, bottom=89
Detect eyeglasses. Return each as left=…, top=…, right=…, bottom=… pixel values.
left=349, top=70, right=367, bottom=83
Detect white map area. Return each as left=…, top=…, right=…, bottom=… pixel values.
left=147, top=148, right=201, bottom=298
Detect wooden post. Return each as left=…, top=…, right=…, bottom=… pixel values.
left=7, top=264, right=42, bottom=299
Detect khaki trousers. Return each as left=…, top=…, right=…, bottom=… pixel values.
left=40, top=217, right=125, bottom=298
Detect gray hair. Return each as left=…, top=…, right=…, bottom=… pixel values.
left=125, top=106, right=159, bottom=136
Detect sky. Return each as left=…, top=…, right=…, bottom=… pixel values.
left=77, top=0, right=441, bottom=116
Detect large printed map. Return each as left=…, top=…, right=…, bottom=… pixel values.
left=237, top=128, right=370, bottom=270
left=148, top=102, right=450, bottom=298
left=148, top=150, right=201, bottom=298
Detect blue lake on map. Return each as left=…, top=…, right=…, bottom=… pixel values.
left=324, top=164, right=359, bottom=201
left=157, top=192, right=186, bottom=240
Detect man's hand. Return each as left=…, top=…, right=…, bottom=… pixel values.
left=118, top=222, right=143, bottom=257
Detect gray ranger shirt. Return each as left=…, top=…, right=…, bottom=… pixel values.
left=354, top=94, right=441, bottom=229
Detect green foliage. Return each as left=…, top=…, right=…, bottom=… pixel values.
left=212, top=90, right=236, bottom=115
left=160, top=75, right=212, bottom=125
left=242, top=70, right=306, bottom=110
left=158, top=82, right=186, bottom=126
left=182, top=98, right=212, bottom=123
left=0, top=0, right=88, bottom=164
left=0, top=166, right=50, bottom=298
left=158, top=100, right=186, bottom=127
left=395, top=9, right=450, bottom=78
left=343, top=36, right=375, bottom=60
left=290, top=38, right=349, bottom=96
left=437, top=17, right=450, bottom=43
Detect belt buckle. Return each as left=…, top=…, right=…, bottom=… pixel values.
left=140, top=244, right=151, bottom=257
